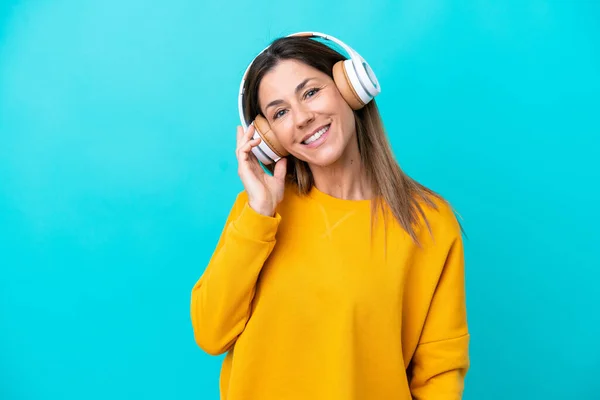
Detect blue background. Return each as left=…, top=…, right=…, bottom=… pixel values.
left=1, top=0, right=599, bottom=399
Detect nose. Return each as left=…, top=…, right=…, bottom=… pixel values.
left=294, top=104, right=315, bottom=130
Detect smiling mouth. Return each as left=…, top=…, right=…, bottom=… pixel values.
left=302, top=124, right=331, bottom=145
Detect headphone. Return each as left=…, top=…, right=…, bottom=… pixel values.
left=238, top=31, right=381, bottom=165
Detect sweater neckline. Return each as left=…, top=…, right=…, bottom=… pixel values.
left=307, top=185, right=373, bottom=211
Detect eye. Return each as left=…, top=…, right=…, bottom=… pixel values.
left=273, top=109, right=287, bottom=120
left=304, top=87, right=321, bottom=99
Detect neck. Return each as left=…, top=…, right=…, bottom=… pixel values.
left=308, top=134, right=372, bottom=200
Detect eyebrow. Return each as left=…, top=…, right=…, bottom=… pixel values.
left=264, top=77, right=317, bottom=111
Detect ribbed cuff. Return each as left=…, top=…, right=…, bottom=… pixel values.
left=231, top=202, right=281, bottom=242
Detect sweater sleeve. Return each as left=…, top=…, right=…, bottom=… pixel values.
left=190, top=191, right=281, bottom=355
left=409, top=228, right=470, bottom=399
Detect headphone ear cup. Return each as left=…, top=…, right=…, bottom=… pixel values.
left=332, top=60, right=365, bottom=110
left=253, top=115, right=289, bottom=158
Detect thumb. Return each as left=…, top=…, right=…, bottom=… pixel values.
left=273, top=157, right=287, bottom=182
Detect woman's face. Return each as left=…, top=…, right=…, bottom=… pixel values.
left=258, top=59, right=356, bottom=167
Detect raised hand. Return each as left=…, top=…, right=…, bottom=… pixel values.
left=235, top=124, right=287, bottom=216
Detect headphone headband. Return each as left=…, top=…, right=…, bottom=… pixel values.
left=237, top=31, right=377, bottom=130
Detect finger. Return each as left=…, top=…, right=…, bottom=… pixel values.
left=236, top=126, right=243, bottom=145
left=236, top=124, right=254, bottom=146
left=236, top=124, right=256, bottom=154
left=273, top=157, right=287, bottom=181
left=236, top=137, right=260, bottom=154
left=237, top=138, right=261, bottom=161
left=245, top=123, right=256, bottom=142
left=246, top=146, right=261, bottom=168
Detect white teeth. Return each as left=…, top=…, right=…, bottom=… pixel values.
left=303, top=125, right=329, bottom=144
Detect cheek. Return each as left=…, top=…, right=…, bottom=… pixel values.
left=271, top=121, right=295, bottom=146
left=327, top=93, right=354, bottom=125
left=341, top=107, right=356, bottom=134
left=320, top=94, right=341, bottom=114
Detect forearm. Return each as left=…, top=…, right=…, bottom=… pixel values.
left=190, top=202, right=280, bottom=355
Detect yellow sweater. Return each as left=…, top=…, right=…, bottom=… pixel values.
left=190, top=184, right=469, bottom=399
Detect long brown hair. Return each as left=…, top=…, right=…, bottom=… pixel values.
left=242, top=35, right=449, bottom=245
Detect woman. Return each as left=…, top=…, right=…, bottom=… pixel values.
left=190, top=32, right=470, bottom=399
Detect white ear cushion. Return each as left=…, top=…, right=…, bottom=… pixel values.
left=352, top=57, right=380, bottom=98
left=343, top=59, right=373, bottom=105
left=251, top=130, right=280, bottom=165
left=251, top=144, right=275, bottom=165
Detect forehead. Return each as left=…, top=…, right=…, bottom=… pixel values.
left=258, top=59, right=327, bottom=100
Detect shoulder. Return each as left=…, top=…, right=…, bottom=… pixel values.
left=228, top=182, right=305, bottom=218
left=231, top=182, right=303, bottom=206
left=414, top=192, right=463, bottom=246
